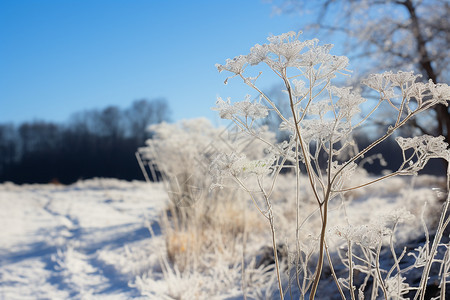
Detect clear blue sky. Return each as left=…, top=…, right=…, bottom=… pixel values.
left=0, top=0, right=337, bottom=126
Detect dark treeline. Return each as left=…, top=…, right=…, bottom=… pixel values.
left=1, top=97, right=444, bottom=185
left=0, top=98, right=170, bottom=184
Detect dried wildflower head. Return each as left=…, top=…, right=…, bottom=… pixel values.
left=215, top=55, right=247, bottom=75
left=267, top=35, right=323, bottom=71
left=404, top=79, right=450, bottom=111
left=396, top=135, right=450, bottom=174
left=217, top=30, right=348, bottom=81
left=209, top=152, right=275, bottom=190
left=209, top=152, right=246, bottom=189
left=362, top=71, right=394, bottom=92
left=240, top=156, right=276, bottom=176
left=334, top=224, right=387, bottom=248
left=300, top=119, right=351, bottom=145
left=213, top=97, right=236, bottom=120
left=213, top=96, right=268, bottom=121
left=425, top=80, right=450, bottom=106
left=388, top=71, right=421, bottom=87
left=234, top=99, right=269, bottom=120
left=247, top=43, right=268, bottom=65
left=383, top=207, right=415, bottom=225
left=306, top=100, right=332, bottom=117
left=329, top=86, right=366, bottom=122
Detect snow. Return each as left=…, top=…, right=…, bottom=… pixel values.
left=0, top=175, right=446, bottom=299
left=0, top=179, right=167, bottom=299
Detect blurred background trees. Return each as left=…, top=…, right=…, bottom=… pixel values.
left=0, top=98, right=170, bottom=184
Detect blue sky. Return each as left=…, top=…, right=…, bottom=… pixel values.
left=0, top=0, right=337, bottom=126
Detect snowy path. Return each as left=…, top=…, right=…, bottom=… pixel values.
left=0, top=179, right=168, bottom=299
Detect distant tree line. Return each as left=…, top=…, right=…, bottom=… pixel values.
left=0, top=98, right=170, bottom=184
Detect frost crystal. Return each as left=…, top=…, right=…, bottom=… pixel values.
left=216, top=30, right=350, bottom=79
left=408, top=245, right=428, bottom=268
left=209, top=152, right=275, bottom=189
left=396, top=135, right=450, bottom=161
left=240, top=156, right=276, bottom=176
left=361, top=73, right=398, bottom=100
left=291, top=79, right=308, bottom=98
left=209, top=153, right=246, bottom=189
left=330, top=86, right=366, bottom=121
left=279, top=117, right=295, bottom=133
left=334, top=223, right=388, bottom=248
left=426, top=80, right=450, bottom=106
left=330, top=160, right=357, bottom=184
left=385, top=275, right=409, bottom=299
left=388, top=71, right=421, bottom=87
left=212, top=96, right=268, bottom=120
left=300, top=119, right=350, bottom=144
left=383, top=207, right=415, bottom=225
left=215, top=55, right=247, bottom=75
left=298, top=44, right=332, bottom=68
left=234, top=99, right=269, bottom=120
left=247, top=44, right=268, bottom=65
left=265, top=32, right=316, bottom=69
left=395, top=135, right=450, bottom=174
left=362, top=71, right=450, bottom=110
left=213, top=97, right=236, bottom=119
left=306, top=100, right=332, bottom=117
left=362, top=72, right=393, bottom=92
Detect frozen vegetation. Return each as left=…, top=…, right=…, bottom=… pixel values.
left=2, top=31, right=450, bottom=299
left=0, top=174, right=447, bottom=299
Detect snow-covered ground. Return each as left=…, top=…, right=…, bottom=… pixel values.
left=0, top=175, right=447, bottom=299
left=0, top=179, right=168, bottom=299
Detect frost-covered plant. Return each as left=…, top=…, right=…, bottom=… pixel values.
left=138, top=118, right=222, bottom=208
left=212, top=31, right=450, bottom=299
left=137, top=118, right=271, bottom=276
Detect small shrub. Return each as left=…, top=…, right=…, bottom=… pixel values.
left=137, top=118, right=269, bottom=274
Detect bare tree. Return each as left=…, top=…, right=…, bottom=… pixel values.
left=18, top=121, right=61, bottom=155
left=96, top=106, right=125, bottom=140
left=125, top=98, right=171, bottom=144
left=270, top=0, right=450, bottom=140
left=0, top=124, right=17, bottom=173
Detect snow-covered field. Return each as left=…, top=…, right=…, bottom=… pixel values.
left=0, top=175, right=447, bottom=299
left=0, top=179, right=168, bottom=299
